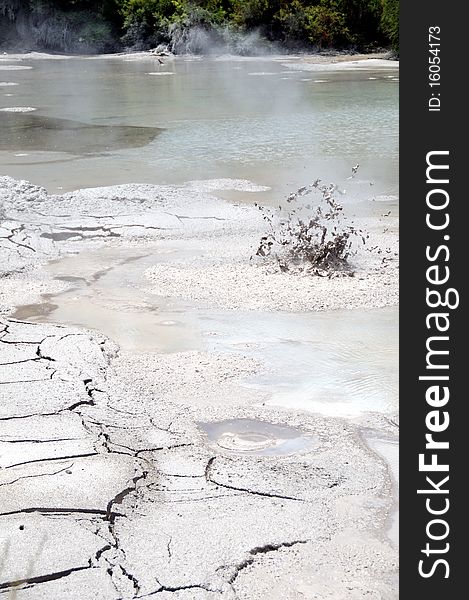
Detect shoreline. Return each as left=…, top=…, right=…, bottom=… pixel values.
left=0, top=50, right=398, bottom=68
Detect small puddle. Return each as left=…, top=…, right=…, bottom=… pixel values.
left=199, top=418, right=317, bottom=456
left=0, top=113, right=162, bottom=153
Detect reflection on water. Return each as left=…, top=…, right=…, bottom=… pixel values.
left=12, top=246, right=397, bottom=417
left=0, top=112, right=162, bottom=153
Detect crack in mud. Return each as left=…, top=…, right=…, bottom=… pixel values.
left=5, top=452, right=99, bottom=470
left=164, top=212, right=227, bottom=224
left=0, top=463, right=74, bottom=487
left=0, top=563, right=94, bottom=593
left=0, top=437, right=81, bottom=444
left=219, top=539, right=309, bottom=595
left=144, top=583, right=216, bottom=596
left=96, top=467, right=150, bottom=596
left=0, top=507, right=118, bottom=518
left=0, top=225, right=37, bottom=253
left=0, top=357, right=41, bottom=366
left=105, top=469, right=148, bottom=523
left=205, top=457, right=306, bottom=503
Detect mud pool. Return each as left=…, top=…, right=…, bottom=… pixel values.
left=0, top=53, right=399, bottom=598
left=13, top=245, right=398, bottom=418
left=0, top=54, right=398, bottom=204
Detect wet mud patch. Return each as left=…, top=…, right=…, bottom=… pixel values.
left=9, top=248, right=201, bottom=353
left=0, top=112, right=163, bottom=153
left=363, top=431, right=399, bottom=548
left=199, top=418, right=317, bottom=456
left=40, top=231, right=84, bottom=241
left=12, top=298, right=58, bottom=320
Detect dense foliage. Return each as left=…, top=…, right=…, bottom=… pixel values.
left=380, top=0, right=398, bottom=52
left=0, top=0, right=399, bottom=53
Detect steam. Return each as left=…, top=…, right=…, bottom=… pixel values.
left=0, top=1, right=279, bottom=57
left=167, top=24, right=279, bottom=57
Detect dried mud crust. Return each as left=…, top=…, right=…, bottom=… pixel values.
left=0, top=176, right=398, bottom=314
left=0, top=318, right=397, bottom=599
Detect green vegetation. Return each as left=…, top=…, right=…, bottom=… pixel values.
left=380, top=0, right=398, bottom=53
left=0, top=0, right=399, bottom=53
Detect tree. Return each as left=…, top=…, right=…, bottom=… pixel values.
left=1, top=0, right=400, bottom=53
left=380, top=0, right=398, bottom=53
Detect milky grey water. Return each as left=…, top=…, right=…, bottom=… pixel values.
left=0, top=55, right=398, bottom=201
left=13, top=245, right=398, bottom=418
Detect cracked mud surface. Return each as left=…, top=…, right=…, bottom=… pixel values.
left=0, top=176, right=398, bottom=598
left=0, top=318, right=397, bottom=599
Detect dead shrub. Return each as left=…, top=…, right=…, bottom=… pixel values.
left=254, top=175, right=367, bottom=277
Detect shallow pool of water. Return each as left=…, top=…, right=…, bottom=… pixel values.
left=0, top=55, right=398, bottom=203
left=13, top=246, right=202, bottom=353
left=201, top=307, right=398, bottom=417
left=13, top=245, right=398, bottom=418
